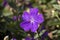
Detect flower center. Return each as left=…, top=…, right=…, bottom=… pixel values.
left=30, top=17, right=35, bottom=23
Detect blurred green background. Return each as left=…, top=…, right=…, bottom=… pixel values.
left=0, top=0, right=60, bottom=40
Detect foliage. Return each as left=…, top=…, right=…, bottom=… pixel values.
left=0, top=0, right=60, bottom=40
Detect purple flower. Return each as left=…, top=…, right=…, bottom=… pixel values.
left=11, top=38, right=16, bottom=40
left=25, top=37, right=31, bottom=40
left=25, top=3, right=33, bottom=8
left=41, top=31, right=48, bottom=40
left=20, top=8, right=44, bottom=32
left=40, top=26, right=48, bottom=40
left=12, top=15, right=20, bottom=21
left=3, top=0, right=7, bottom=6
left=12, top=16, right=17, bottom=21
left=27, top=3, right=32, bottom=8
left=25, top=37, right=35, bottom=40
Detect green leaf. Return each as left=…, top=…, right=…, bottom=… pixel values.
left=0, top=5, right=4, bottom=16
left=39, top=30, right=46, bottom=36
left=53, top=5, right=60, bottom=10
left=50, top=0, right=56, bottom=4
left=0, top=0, right=3, bottom=4
left=40, top=0, right=46, bottom=3
left=57, top=30, right=60, bottom=34
left=34, top=30, right=46, bottom=39
left=47, top=19, right=60, bottom=26
left=3, top=7, right=13, bottom=16
left=34, top=33, right=39, bottom=39
left=7, top=0, right=17, bottom=9
left=56, top=30, right=60, bottom=36
left=39, top=0, right=51, bottom=4
left=51, top=30, right=57, bottom=33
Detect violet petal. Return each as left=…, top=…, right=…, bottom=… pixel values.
left=25, top=37, right=31, bottom=40
left=31, top=22, right=38, bottom=32
left=22, top=11, right=30, bottom=21
left=3, top=0, right=7, bottom=6
left=30, top=8, right=39, bottom=16
left=35, top=14, right=44, bottom=24
left=20, top=21, right=31, bottom=31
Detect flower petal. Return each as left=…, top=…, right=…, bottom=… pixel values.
left=41, top=31, right=48, bottom=40
left=20, top=21, right=31, bottom=32
left=30, top=8, right=39, bottom=16
left=25, top=37, right=31, bottom=40
left=35, top=14, right=44, bottom=24
left=31, top=22, right=38, bottom=32
left=22, top=11, right=30, bottom=21
left=12, top=16, right=17, bottom=21
left=3, top=0, right=7, bottom=6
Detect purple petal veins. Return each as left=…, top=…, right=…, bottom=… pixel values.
left=31, top=22, right=38, bottom=32
left=20, top=8, right=44, bottom=32
left=30, top=8, right=39, bottom=15
left=22, top=11, right=30, bottom=21
left=20, top=21, right=31, bottom=31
